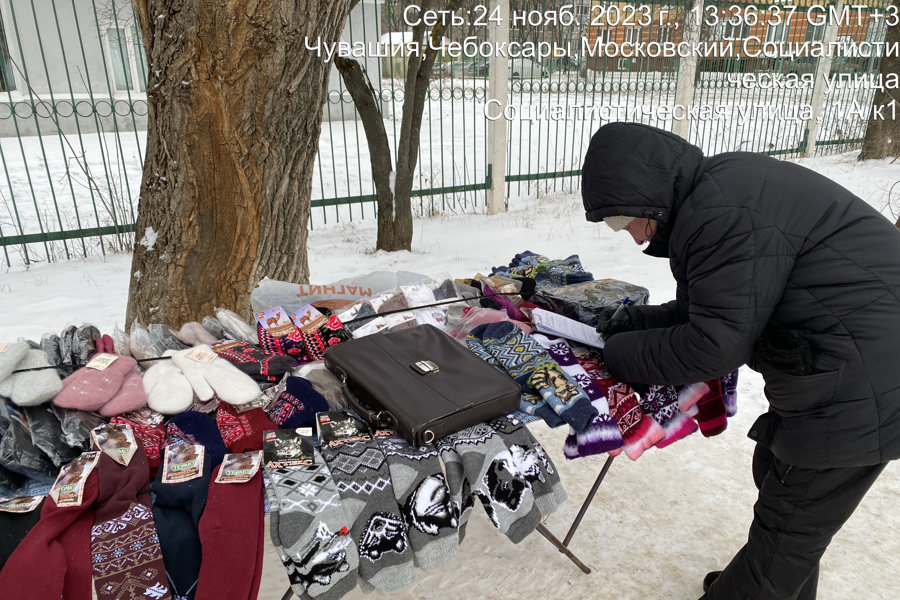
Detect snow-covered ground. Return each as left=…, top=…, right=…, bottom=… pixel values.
left=1, top=150, right=898, bottom=599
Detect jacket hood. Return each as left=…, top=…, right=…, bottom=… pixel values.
left=581, top=123, right=705, bottom=228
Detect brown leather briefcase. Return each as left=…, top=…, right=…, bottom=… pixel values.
left=323, top=324, right=520, bottom=446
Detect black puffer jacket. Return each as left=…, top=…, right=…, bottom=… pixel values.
left=581, top=122, right=900, bottom=468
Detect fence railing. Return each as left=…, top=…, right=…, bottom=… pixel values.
left=0, top=0, right=889, bottom=268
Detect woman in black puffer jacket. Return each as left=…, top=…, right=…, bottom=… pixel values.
left=581, top=122, right=900, bottom=600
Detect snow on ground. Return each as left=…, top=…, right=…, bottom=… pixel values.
left=1, top=151, right=898, bottom=599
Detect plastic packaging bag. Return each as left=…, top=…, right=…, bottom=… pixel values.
left=531, top=279, right=650, bottom=327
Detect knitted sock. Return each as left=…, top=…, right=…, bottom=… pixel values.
left=267, top=376, right=330, bottom=428
left=694, top=378, right=728, bottom=437
left=257, top=322, right=307, bottom=359
left=437, top=421, right=544, bottom=544
left=53, top=354, right=138, bottom=412
left=433, top=437, right=477, bottom=544
left=110, top=417, right=166, bottom=479
left=319, top=438, right=416, bottom=593
left=215, top=403, right=278, bottom=453
left=91, top=445, right=170, bottom=600
left=721, top=369, right=739, bottom=417
left=165, top=411, right=229, bottom=469
left=486, top=415, right=567, bottom=520
left=474, top=322, right=596, bottom=430
left=300, top=313, right=351, bottom=362
left=150, top=446, right=213, bottom=600
left=606, top=383, right=665, bottom=460
left=265, top=453, right=359, bottom=600
left=0, top=465, right=99, bottom=599
left=464, top=333, right=561, bottom=427
left=640, top=385, right=698, bottom=450
left=376, top=433, right=459, bottom=571
left=212, top=340, right=297, bottom=383
left=0, top=348, right=63, bottom=407
left=531, top=335, right=623, bottom=455
left=195, top=465, right=264, bottom=600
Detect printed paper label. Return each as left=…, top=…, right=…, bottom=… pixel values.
left=91, top=423, right=137, bottom=467
left=50, top=451, right=100, bottom=507
left=161, top=443, right=205, bottom=484
left=184, top=347, right=217, bottom=364
left=86, top=353, right=119, bottom=371
left=0, top=494, right=44, bottom=513
left=215, top=451, right=263, bottom=484
left=290, top=305, right=328, bottom=334
left=254, top=306, right=296, bottom=337
left=209, top=339, right=245, bottom=352
left=263, top=429, right=315, bottom=468
left=317, top=411, right=372, bottom=447
left=0, top=343, right=10, bottom=353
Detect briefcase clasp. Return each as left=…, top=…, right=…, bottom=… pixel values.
left=411, top=360, right=440, bottom=375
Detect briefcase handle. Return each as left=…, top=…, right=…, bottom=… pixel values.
left=331, top=365, right=399, bottom=433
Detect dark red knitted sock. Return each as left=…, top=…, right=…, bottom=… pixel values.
left=694, top=378, right=728, bottom=437
left=195, top=465, right=265, bottom=600
left=0, top=467, right=99, bottom=599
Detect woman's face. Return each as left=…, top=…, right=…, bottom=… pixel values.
left=625, top=218, right=659, bottom=245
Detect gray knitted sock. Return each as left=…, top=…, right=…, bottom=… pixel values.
left=266, top=456, right=359, bottom=600
left=376, top=433, right=459, bottom=570
left=320, top=438, right=416, bottom=593
left=438, top=419, right=548, bottom=544
left=0, top=349, right=62, bottom=407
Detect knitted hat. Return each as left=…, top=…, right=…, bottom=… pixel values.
left=603, top=215, right=636, bottom=232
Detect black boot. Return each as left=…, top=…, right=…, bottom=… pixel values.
left=703, top=571, right=722, bottom=593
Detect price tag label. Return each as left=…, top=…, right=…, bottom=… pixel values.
left=86, top=353, right=118, bottom=371
left=184, top=347, right=217, bottom=364
left=0, top=343, right=10, bottom=353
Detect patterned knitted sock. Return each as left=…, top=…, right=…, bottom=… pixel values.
left=486, top=415, right=567, bottom=520
left=473, top=322, right=596, bottom=429
left=212, top=340, right=297, bottom=383
left=606, top=383, right=665, bottom=460
left=267, top=376, right=330, bottom=428
left=433, top=438, right=477, bottom=544
left=376, top=433, right=459, bottom=571
left=91, top=447, right=170, bottom=600
left=437, top=420, right=545, bottom=544
left=532, top=335, right=623, bottom=455
left=319, top=438, right=415, bottom=594
left=215, top=403, right=278, bottom=453
left=300, top=313, right=351, bottom=361
left=464, top=333, right=562, bottom=427
left=256, top=323, right=307, bottom=360
left=677, top=381, right=709, bottom=413
left=195, top=465, right=264, bottom=600
left=720, top=369, right=739, bottom=417
left=110, top=417, right=166, bottom=479
left=694, top=378, right=728, bottom=437
left=639, top=385, right=698, bottom=449
left=265, top=455, right=358, bottom=600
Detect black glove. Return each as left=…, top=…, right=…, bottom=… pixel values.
left=595, top=305, right=633, bottom=340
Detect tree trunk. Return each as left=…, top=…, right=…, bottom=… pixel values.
left=338, top=0, right=462, bottom=252
left=859, top=0, right=899, bottom=161
left=127, top=0, right=352, bottom=326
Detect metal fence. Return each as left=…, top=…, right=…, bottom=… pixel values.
left=0, top=0, right=889, bottom=268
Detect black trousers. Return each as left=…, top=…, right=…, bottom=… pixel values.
left=704, top=444, right=887, bottom=600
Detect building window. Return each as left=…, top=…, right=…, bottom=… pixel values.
left=656, top=24, right=673, bottom=43
left=105, top=25, right=147, bottom=93
left=625, top=27, right=643, bottom=45
left=0, top=13, right=14, bottom=92
left=766, top=22, right=789, bottom=44
left=712, top=20, right=750, bottom=41
left=805, top=23, right=825, bottom=43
